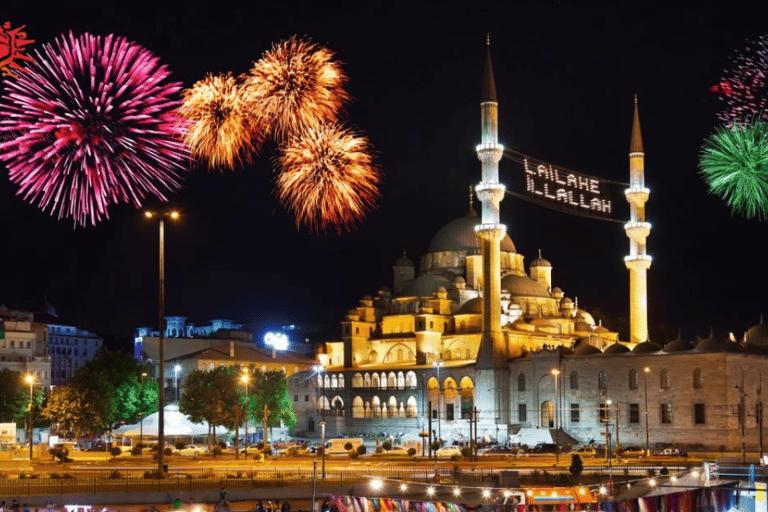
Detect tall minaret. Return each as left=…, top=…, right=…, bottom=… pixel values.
left=624, top=96, right=652, bottom=343
left=474, top=37, right=509, bottom=437
left=475, top=36, right=507, bottom=370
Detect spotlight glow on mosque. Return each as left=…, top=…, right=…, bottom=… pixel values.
left=264, top=331, right=289, bottom=350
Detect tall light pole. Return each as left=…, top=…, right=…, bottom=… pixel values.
left=241, top=372, right=249, bottom=460
left=320, top=420, right=326, bottom=480
left=174, top=365, right=181, bottom=403
left=145, top=208, right=179, bottom=475
left=432, top=360, right=444, bottom=443
left=551, top=369, right=560, bottom=464
left=25, top=374, right=34, bottom=461
left=643, top=367, right=650, bottom=456
left=140, top=372, right=147, bottom=447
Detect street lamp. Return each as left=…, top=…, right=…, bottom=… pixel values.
left=643, top=367, right=650, bottom=456
left=25, top=374, right=34, bottom=461
left=432, top=360, right=444, bottom=444
left=320, top=420, right=326, bottom=480
left=144, top=208, right=180, bottom=475
left=551, top=369, right=560, bottom=464
left=140, top=372, right=147, bottom=447
left=174, top=365, right=181, bottom=403
left=241, top=372, right=249, bottom=459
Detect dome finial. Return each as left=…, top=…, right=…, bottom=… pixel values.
left=402, top=249, right=407, bottom=258
left=538, top=248, right=542, bottom=259
left=630, top=94, right=644, bottom=153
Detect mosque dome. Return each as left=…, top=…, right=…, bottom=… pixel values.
left=394, top=254, right=414, bottom=267
left=574, top=343, right=602, bottom=356
left=561, top=297, right=573, bottom=305
left=695, top=333, right=743, bottom=353
left=457, top=297, right=482, bottom=315
left=604, top=343, right=631, bottom=354
left=530, top=317, right=559, bottom=327
left=500, top=274, right=551, bottom=298
left=400, top=274, right=453, bottom=298
left=575, top=309, right=595, bottom=325
left=552, top=287, right=563, bottom=294
left=745, top=318, right=768, bottom=347
left=632, top=341, right=662, bottom=353
left=362, top=294, right=372, bottom=301
left=427, top=213, right=516, bottom=253
left=663, top=336, right=694, bottom=353
left=530, top=255, right=552, bottom=268
left=574, top=320, right=593, bottom=333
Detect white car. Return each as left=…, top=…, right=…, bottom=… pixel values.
left=178, top=444, right=204, bottom=457
left=435, top=446, right=462, bottom=458
left=384, top=446, right=411, bottom=456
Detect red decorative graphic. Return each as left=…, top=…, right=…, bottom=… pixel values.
left=0, top=21, right=35, bottom=77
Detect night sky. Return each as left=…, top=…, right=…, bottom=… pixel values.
left=1, top=1, right=766, bottom=350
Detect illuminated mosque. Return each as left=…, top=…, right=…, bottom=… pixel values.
left=313, top=43, right=768, bottom=451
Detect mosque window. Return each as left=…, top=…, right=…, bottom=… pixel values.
left=355, top=327, right=359, bottom=335
left=517, top=373, right=526, bottom=392
left=598, top=371, right=607, bottom=391
left=694, top=403, right=706, bottom=424
left=660, top=403, right=672, bottom=424
left=629, top=403, right=640, bottom=423
left=570, top=403, right=580, bottom=423
left=693, top=368, right=703, bottom=389
left=397, top=348, right=403, bottom=362
left=466, top=348, right=471, bottom=359
left=518, top=403, right=527, bottom=423
left=629, top=369, right=638, bottom=390
left=660, top=369, right=670, bottom=389
left=429, top=321, right=434, bottom=329
left=570, top=371, right=578, bottom=390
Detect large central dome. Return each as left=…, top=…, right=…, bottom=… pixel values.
left=426, top=211, right=516, bottom=253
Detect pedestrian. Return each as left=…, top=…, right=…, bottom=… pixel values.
left=266, top=501, right=273, bottom=512
left=282, top=502, right=291, bottom=512
left=257, top=501, right=265, bottom=512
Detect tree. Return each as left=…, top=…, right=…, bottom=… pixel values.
left=0, top=369, right=30, bottom=424
left=178, top=366, right=241, bottom=445
left=247, top=369, right=296, bottom=434
left=42, top=379, right=113, bottom=440
left=569, top=454, right=584, bottom=480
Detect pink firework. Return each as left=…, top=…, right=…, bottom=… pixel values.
left=716, top=35, right=768, bottom=124
left=0, top=32, right=189, bottom=226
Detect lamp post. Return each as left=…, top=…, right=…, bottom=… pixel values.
left=643, top=367, right=650, bottom=456
left=551, top=369, right=560, bottom=465
left=320, top=420, right=326, bottom=480
left=140, top=372, right=147, bottom=447
left=174, top=365, right=181, bottom=403
left=25, top=374, right=34, bottom=461
left=144, top=208, right=180, bottom=475
left=241, top=372, right=249, bottom=460
left=432, top=360, right=444, bottom=444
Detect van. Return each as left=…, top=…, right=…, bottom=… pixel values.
left=324, top=438, right=363, bottom=455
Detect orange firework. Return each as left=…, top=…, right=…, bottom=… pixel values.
left=276, top=123, right=380, bottom=233
left=246, top=36, right=349, bottom=140
left=180, top=73, right=262, bottom=170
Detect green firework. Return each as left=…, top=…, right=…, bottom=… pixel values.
left=699, top=119, right=768, bottom=220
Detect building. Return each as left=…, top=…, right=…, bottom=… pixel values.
left=312, top=43, right=768, bottom=451
left=0, top=306, right=51, bottom=388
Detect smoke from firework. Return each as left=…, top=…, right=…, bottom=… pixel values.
left=180, top=73, right=263, bottom=171
left=715, top=35, right=768, bottom=123
left=276, top=123, right=380, bottom=233
left=0, top=32, right=188, bottom=226
left=247, top=36, right=349, bottom=141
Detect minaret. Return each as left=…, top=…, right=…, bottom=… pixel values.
left=475, top=35, right=507, bottom=369
left=474, top=37, right=509, bottom=436
left=624, top=96, right=652, bottom=343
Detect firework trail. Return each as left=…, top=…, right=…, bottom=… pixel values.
left=699, top=118, right=768, bottom=220
left=246, top=36, right=349, bottom=141
left=713, top=35, right=768, bottom=123
left=276, top=123, right=380, bottom=233
left=0, top=32, right=188, bottom=226
left=180, top=73, right=263, bottom=171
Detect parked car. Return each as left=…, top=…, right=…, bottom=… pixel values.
left=658, top=448, right=687, bottom=457
left=530, top=443, right=559, bottom=454
left=572, top=446, right=597, bottom=458
left=620, top=446, right=646, bottom=458
left=435, top=446, right=462, bottom=458
left=478, top=445, right=516, bottom=456
left=380, top=446, right=410, bottom=456
left=178, top=444, right=204, bottom=457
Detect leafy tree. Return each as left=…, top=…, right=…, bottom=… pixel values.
left=569, top=454, right=584, bottom=479
left=0, top=369, right=31, bottom=424
left=43, top=379, right=113, bottom=440
left=178, top=366, right=241, bottom=445
left=247, top=369, right=296, bottom=432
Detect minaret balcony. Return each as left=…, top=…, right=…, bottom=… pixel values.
left=624, top=187, right=650, bottom=206
left=475, top=223, right=507, bottom=241
left=475, top=143, right=504, bottom=161
left=475, top=183, right=506, bottom=203
left=624, top=221, right=651, bottom=244
left=624, top=254, right=652, bottom=270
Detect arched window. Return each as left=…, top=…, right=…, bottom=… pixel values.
left=388, top=396, right=398, bottom=417
left=570, top=371, right=578, bottom=390
left=660, top=369, right=670, bottom=389
left=629, top=369, right=638, bottom=390
left=324, top=375, right=331, bottom=389
left=380, top=372, right=387, bottom=389
left=371, top=396, right=381, bottom=418
left=406, top=396, right=418, bottom=418
left=331, top=375, right=338, bottom=389
left=693, top=368, right=703, bottom=389
left=363, top=373, right=371, bottom=388
left=518, top=373, right=526, bottom=392
left=338, top=374, right=345, bottom=389
left=352, top=373, right=363, bottom=388
left=388, top=372, right=397, bottom=388
left=371, top=373, right=380, bottom=389
left=541, top=401, right=554, bottom=428
left=397, top=348, right=403, bottom=361
left=397, top=372, right=405, bottom=389
left=406, top=371, right=418, bottom=388
left=352, top=396, right=364, bottom=418
left=598, top=371, right=607, bottom=391
left=369, top=351, right=378, bottom=364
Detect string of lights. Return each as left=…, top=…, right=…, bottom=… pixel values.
left=502, top=149, right=630, bottom=187
left=504, top=189, right=627, bottom=224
